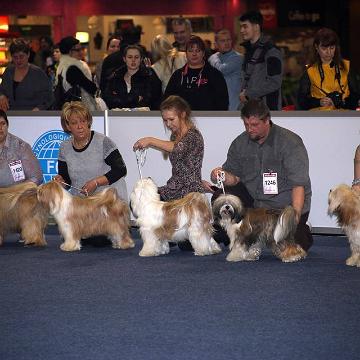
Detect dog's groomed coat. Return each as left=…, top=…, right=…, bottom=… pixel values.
left=0, top=181, right=48, bottom=246
left=213, top=194, right=306, bottom=262
left=328, top=184, right=360, bottom=267
left=130, top=178, right=221, bottom=257
left=37, top=181, right=134, bottom=251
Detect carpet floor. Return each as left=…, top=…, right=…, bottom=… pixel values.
left=0, top=228, right=359, bottom=360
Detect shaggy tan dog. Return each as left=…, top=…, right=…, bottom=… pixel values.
left=213, top=194, right=306, bottom=262
left=0, top=181, right=48, bottom=246
left=37, top=181, right=134, bottom=252
left=328, top=184, right=360, bottom=267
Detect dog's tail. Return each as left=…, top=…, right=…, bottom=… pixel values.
left=92, top=187, right=119, bottom=206
left=8, top=185, right=37, bottom=211
left=273, top=206, right=297, bottom=244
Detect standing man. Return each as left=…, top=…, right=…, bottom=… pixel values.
left=239, top=10, right=283, bottom=110
left=205, top=99, right=313, bottom=253
left=171, top=17, right=192, bottom=52
left=209, top=29, right=243, bottom=110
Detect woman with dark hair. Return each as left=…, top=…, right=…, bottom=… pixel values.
left=0, top=109, right=43, bottom=187
left=297, top=28, right=360, bottom=110
left=95, top=35, right=122, bottom=88
left=164, top=36, right=229, bottom=110
left=103, top=44, right=161, bottom=109
left=0, top=38, right=53, bottom=111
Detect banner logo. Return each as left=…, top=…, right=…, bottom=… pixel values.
left=32, top=130, right=70, bottom=183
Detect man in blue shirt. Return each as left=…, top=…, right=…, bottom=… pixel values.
left=209, top=29, right=243, bottom=110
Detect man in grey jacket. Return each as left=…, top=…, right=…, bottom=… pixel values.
left=204, top=99, right=313, bottom=252
left=239, top=11, right=283, bottom=110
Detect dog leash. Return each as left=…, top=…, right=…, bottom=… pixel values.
left=59, top=181, right=88, bottom=197
left=135, top=149, right=147, bottom=179
left=216, top=170, right=226, bottom=195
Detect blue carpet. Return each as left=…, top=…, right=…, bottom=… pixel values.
left=0, top=229, right=359, bottom=360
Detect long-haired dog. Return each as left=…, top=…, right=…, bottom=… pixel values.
left=130, top=178, right=221, bottom=257
left=213, top=194, right=306, bottom=262
left=0, top=182, right=48, bottom=246
left=328, top=184, right=360, bottom=267
left=37, top=181, right=134, bottom=252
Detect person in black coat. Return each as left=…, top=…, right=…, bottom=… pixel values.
left=164, top=36, right=229, bottom=111
left=103, top=45, right=161, bottom=109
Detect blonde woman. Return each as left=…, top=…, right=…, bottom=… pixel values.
left=133, top=95, right=204, bottom=201
left=54, top=101, right=128, bottom=201
left=151, top=35, right=187, bottom=93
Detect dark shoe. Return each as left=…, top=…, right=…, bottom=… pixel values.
left=178, top=240, right=194, bottom=251
left=213, top=224, right=230, bottom=247
left=81, top=235, right=111, bottom=247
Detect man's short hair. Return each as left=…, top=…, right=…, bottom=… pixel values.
left=171, top=17, right=192, bottom=32
left=239, top=10, right=263, bottom=29
left=241, top=99, right=270, bottom=121
left=214, top=29, right=231, bottom=42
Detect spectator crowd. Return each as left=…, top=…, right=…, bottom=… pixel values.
left=0, top=11, right=359, bottom=113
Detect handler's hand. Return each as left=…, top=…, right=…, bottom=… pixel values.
left=210, top=167, right=224, bottom=183
left=53, top=175, right=65, bottom=184
left=133, top=137, right=152, bottom=151
left=202, top=180, right=217, bottom=193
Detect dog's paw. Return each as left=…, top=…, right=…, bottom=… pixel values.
left=279, top=245, right=307, bottom=263
left=60, top=242, right=81, bottom=252
left=139, top=249, right=157, bottom=257
left=226, top=250, right=257, bottom=262
left=23, top=237, right=47, bottom=247
left=113, top=236, right=135, bottom=249
left=346, top=254, right=360, bottom=266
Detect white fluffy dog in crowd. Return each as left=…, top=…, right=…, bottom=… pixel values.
left=328, top=184, right=360, bottom=267
left=130, top=178, right=221, bottom=257
left=213, top=194, right=306, bottom=262
left=37, top=181, right=134, bottom=252
left=0, top=181, right=48, bottom=246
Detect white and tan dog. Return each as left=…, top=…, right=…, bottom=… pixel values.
left=37, top=181, right=134, bottom=252
left=130, top=178, right=221, bottom=257
left=328, top=184, right=360, bottom=267
left=0, top=181, right=48, bottom=246
left=213, top=194, right=306, bottom=262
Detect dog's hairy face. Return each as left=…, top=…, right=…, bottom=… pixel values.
left=328, top=184, right=360, bottom=226
left=212, top=194, right=244, bottom=223
left=130, top=177, right=160, bottom=217
left=37, top=181, right=64, bottom=214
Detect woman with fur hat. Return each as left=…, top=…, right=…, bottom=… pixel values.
left=54, top=36, right=97, bottom=110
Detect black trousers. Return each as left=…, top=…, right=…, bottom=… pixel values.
left=212, top=182, right=313, bottom=251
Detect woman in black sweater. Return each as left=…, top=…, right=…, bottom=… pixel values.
left=103, top=45, right=161, bottom=110
left=164, top=36, right=229, bottom=111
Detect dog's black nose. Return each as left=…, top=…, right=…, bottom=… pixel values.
left=225, top=205, right=230, bottom=210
